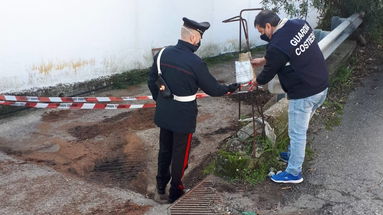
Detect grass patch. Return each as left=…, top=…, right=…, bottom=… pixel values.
left=205, top=112, right=290, bottom=184
left=203, top=64, right=357, bottom=184
left=330, top=66, right=354, bottom=88
left=204, top=52, right=238, bottom=67
left=323, top=100, right=344, bottom=130
left=323, top=65, right=354, bottom=130
left=205, top=62, right=356, bottom=184
left=111, top=69, right=149, bottom=89
left=305, top=142, right=315, bottom=161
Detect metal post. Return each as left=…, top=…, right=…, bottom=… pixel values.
left=223, top=8, right=263, bottom=121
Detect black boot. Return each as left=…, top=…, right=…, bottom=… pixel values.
left=168, top=187, right=185, bottom=203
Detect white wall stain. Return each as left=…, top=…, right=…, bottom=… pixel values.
left=31, top=59, right=96, bottom=75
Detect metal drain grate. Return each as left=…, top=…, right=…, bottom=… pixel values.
left=169, top=176, right=222, bottom=215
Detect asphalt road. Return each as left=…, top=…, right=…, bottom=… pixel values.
left=281, top=70, right=383, bottom=214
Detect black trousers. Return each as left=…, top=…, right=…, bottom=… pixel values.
left=156, top=128, right=192, bottom=198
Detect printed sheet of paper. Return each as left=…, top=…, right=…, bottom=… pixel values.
left=235, top=60, right=254, bottom=84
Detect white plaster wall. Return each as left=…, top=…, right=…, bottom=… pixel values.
left=0, top=0, right=319, bottom=93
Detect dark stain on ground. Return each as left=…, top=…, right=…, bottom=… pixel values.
left=84, top=132, right=149, bottom=195
left=191, top=137, right=201, bottom=148
left=68, top=125, right=101, bottom=140
left=21, top=108, right=154, bottom=196
left=207, top=125, right=239, bottom=136
left=88, top=155, right=145, bottom=190
left=68, top=109, right=155, bottom=140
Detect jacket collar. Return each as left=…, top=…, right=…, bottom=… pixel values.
left=273, top=18, right=289, bottom=35
left=176, top=40, right=199, bottom=52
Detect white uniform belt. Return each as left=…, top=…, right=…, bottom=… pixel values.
left=173, top=94, right=196, bottom=102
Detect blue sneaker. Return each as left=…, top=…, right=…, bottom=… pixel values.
left=279, top=152, right=289, bottom=163
left=271, top=171, right=303, bottom=184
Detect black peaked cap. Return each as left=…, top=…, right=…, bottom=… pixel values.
left=182, top=17, right=210, bottom=37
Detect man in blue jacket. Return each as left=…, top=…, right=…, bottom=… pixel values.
left=148, top=17, right=239, bottom=202
left=251, top=10, right=328, bottom=183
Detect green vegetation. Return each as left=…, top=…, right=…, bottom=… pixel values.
left=204, top=52, right=238, bottom=67
left=323, top=100, right=344, bottom=130
left=205, top=113, right=290, bottom=184
left=204, top=0, right=381, bottom=186
left=330, top=66, right=354, bottom=88
left=323, top=65, right=354, bottom=130
left=261, top=0, right=383, bottom=43
left=111, top=69, right=149, bottom=89
left=317, top=0, right=383, bottom=44
left=204, top=140, right=284, bottom=184
left=204, top=63, right=358, bottom=183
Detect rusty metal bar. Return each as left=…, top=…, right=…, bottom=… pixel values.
left=222, top=8, right=263, bottom=121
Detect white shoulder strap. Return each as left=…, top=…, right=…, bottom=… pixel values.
left=156, top=48, right=166, bottom=75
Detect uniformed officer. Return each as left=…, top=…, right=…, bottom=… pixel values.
left=148, top=17, right=239, bottom=203
left=251, top=10, right=329, bottom=184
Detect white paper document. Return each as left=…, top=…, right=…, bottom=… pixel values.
left=235, top=60, right=254, bottom=84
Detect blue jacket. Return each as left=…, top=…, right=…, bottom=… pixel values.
left=257, top=19, right=328, bottom=99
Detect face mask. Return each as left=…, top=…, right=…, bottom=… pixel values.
left=189, top=41, right=201, bottom=52
left=195, top=41, right=201, bottom=49
left=260, top=34, right=270, bottom=42
left=183, top=26, right=202, bottom=52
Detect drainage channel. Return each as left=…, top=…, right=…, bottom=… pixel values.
left=169, top=175, right=223, bottom=215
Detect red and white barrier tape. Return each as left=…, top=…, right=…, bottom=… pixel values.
left=0, top=100, right=156, bottom=110
left=0, top=91, right=252, bottom=110
left=0, top=82, right=257, bottom=110
left=0, top=82, right=253, bottom=103
left=0, top=95, right=152, bottom=103
left=0, top=93, right=210, bottom=103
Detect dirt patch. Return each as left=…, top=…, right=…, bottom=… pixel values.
left=41, top=110, right=71, bottom=122
left=231, top=90, right=273, bottom=107
left=86, top=132, right=149, bottom=194
left=68, top=125, right=102, bottom=140
left=68, top=109, right=155, bottom=140
left=191, top=137, right=201, bottom=148
left=215, top=179, right=289, bottom=213
left=16, top=109, right=156, bottom=196
left=197, top=113, right=214, bottom=123
left=183, top=153, right=214, bottom=188
left=87, top=201, right=151, bottom=215
left=20, top=134, right=149, bottom=194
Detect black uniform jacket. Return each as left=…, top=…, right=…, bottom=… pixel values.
left=257, top=19, right=328, bottom=99
left=148, top=40, right=229, bottom=133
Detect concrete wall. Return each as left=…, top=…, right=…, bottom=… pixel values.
left=0, top=0, right=320, bottom=93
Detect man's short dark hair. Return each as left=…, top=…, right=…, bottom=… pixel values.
left=254, top=10, right=281, bottom=28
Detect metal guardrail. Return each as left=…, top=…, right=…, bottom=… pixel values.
left=319, top=13, right=364, bottom=60
left=268, top=13, right=364, bottom=94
